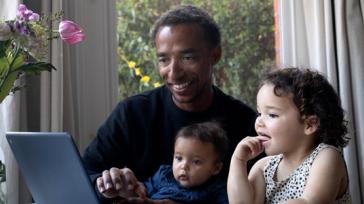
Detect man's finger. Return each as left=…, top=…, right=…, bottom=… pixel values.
left=120, top=168, right=138, bottom=191
left=96, top=177, right=105, bottom=193
left=110, top=167, right=122, bottom=190
left=134, top=181, right=147, bottom=198
left=102, top=170, right=114, bottom=190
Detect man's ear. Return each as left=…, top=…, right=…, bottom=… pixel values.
left=304, top=115, right=320, bottom=135
left=212, top=162, right=223, bottom=175
left=211, top=46, right=222, bottom=65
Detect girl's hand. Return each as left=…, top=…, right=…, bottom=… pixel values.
left=232, top=136, right=269, bottom=162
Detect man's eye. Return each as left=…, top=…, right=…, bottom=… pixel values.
left=157, top=57, right=169, bottom=65
left=183, top=56, right=193, bottom=60
left=181, top=55, right=196, bottom=62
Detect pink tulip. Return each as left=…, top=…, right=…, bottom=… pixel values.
left=58, top=20, right=85, bottom=45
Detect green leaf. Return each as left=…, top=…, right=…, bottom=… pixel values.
left=10, top=53, right=25, bottom=71
left=0, top=57, right=9, bottom=77
left=0, top=40, right=11, bottom=59
left=18, top=61, right=56, bottom=75
left=0, top=70, right=18, bottom=103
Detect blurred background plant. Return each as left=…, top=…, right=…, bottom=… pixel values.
left=116, top=0, right=274, bottom=107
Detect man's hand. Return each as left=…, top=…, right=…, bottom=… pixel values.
left=96, top=167, right=146, bottom=199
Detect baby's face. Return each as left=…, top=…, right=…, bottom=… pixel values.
left=172, top=137, right=222, bottom=188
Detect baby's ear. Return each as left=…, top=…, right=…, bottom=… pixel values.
left=212, top=162, right=223, bottom=175
left=304, top=115, right=320, bottom=135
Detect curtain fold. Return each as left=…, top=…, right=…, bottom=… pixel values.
left=279, top=0, right=364, bottom=203
left=339, top=0, right=364, bottom=201
left=0, top=1, right=30, bottom=203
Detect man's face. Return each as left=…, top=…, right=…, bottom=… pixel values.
left=155, top=24, right=221, bottom=111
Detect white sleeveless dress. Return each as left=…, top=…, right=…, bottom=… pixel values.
left=263, top=143, right=351, bottom=204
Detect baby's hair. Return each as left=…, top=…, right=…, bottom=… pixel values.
left=260, top=68, right=349, bottom=147
left=175, top=121, right=229, bottom=162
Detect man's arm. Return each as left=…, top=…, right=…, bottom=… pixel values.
left=82, top=102, right=132, bottom=202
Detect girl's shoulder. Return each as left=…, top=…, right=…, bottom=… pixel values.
left=303, top=144, right=350, bottom=202
left=313, top=143, right=345, bottom=166
left=309, top=143, right=347, bottom=181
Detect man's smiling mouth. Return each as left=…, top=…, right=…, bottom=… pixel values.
left=171, top=80, right=193, bottom=91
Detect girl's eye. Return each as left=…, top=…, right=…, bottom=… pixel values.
left=174, top=155, right=182, bottom=161
left=257, top=112, right=262, bottom=117
left=269, top=113, right=278, bottom=118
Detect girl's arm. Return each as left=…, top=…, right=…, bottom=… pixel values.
left=227, top=136, right=268, bottom=204
left=283, top=148, right=348, bottom=204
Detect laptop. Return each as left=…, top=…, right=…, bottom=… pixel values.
left=6, top=132, right=100, bottom=204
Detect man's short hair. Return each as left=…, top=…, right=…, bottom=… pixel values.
left=152, top=5, right=221, bottom=48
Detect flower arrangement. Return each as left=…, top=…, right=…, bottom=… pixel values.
left=0, top=4, right=85, bottom=103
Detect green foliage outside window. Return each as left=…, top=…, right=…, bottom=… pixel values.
left=116, top=0, right=275, bottom=107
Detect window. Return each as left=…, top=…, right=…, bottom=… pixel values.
left=116, top=0, right=275, bottom=107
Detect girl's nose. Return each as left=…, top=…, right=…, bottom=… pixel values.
left=255, top=115, right=265, bottom=127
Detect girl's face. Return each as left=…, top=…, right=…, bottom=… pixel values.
left=255, top=84, right=307, bottom=155
left=172, top=137, right=222, bottom=188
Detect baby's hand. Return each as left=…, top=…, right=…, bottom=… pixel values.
left=232, top=136, right=269, bottom=162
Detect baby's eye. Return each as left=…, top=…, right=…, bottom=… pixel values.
left=192, top=160, right=202, bottom=165
left=257, top=112, right=262, bottom=117
left=174, top=155, right=182, bottom=161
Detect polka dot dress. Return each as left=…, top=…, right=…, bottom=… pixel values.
left=264, top=143, right=351, bottom=204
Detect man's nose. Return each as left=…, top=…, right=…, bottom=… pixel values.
left=169, top=58, right=184, bottom=79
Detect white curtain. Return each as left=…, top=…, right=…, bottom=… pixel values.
left=0, top=1, right=31, bottom=203
left=278, top=0, right=364, bottom=203
left=62, top=0, right=119, bottom=153
left=0, top=0, right=118, bottom=203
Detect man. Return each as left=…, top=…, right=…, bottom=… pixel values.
left=83, top=5, right=257, bottom=203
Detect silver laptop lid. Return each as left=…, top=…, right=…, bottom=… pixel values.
left=6, top=132, right=99, bottom=204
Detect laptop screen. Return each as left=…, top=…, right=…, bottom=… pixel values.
left=6, top=132, right=99, bottom=204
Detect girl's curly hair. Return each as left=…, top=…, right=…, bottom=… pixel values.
left=260, top=68, right=349, bottom=148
